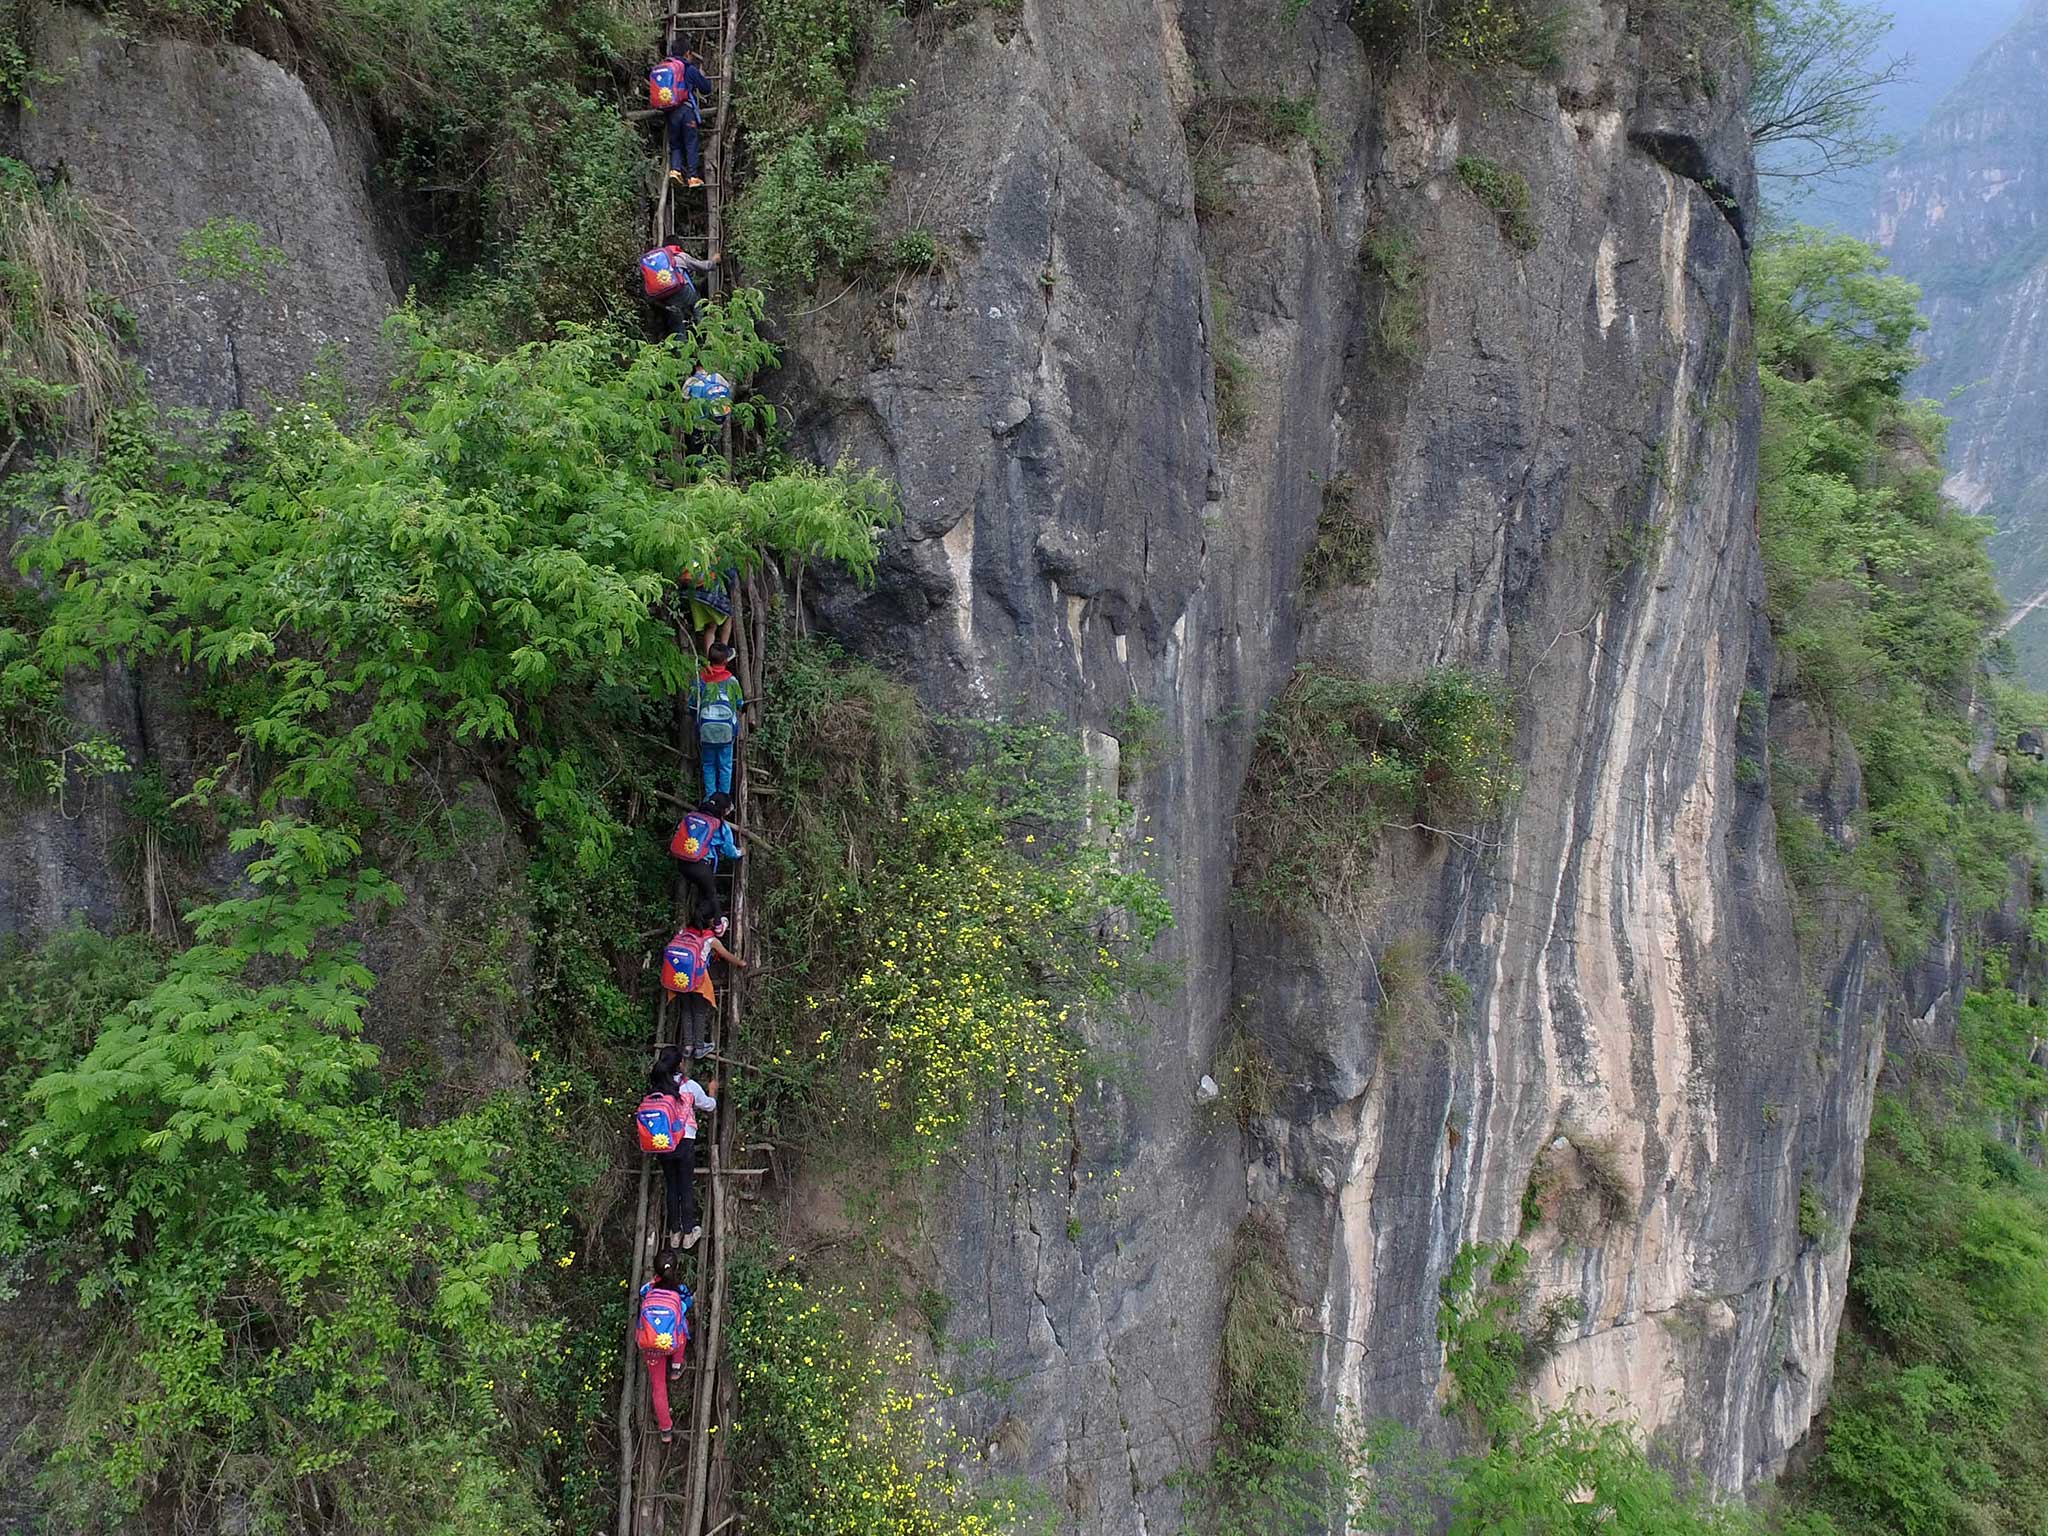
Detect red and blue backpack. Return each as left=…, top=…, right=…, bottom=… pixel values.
left=649, top=58, right=692, bottom=110
left=634, top=1090, right=695, bottom=1152
left=670, top=811, right=720, bottom=863
left=661, top=928, right=713, bottom=994
left=640, top=246, right=694, bottom=299
left=637, top=1282, right=693, bottom=1354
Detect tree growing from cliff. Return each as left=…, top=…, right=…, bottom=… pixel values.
left=1749, top=0, right=1911, bottom=181
left=1754, top=229, right=2021, bottom=961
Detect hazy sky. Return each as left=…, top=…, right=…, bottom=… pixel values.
left=1779, top=0, right=2026, bottom=229
left=1874, top=0, right=2026, bottom=135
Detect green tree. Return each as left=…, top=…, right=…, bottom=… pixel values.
left=0, top=301, right=898, bottom=1529
left=1749, top=0, right=1910, bottom=182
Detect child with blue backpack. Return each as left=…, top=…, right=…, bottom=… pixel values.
left=635, top=1248, right=694, bottom=1444
left=637, top=1045, right=720, bottom=1250
left=691, top=643, right=748, bottom=799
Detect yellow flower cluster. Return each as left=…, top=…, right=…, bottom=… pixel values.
left=729, top=1264, right=1003, bottom=1535
left=843, top=808, right=1088, bottom=1156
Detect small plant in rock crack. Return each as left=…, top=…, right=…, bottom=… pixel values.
left=1210, top=292, right=1254, bottom=440
left=1362, top=224, right=1426, bottom=361
left=1797, top=1178, right=1839, bottom=1248
left=885, top=228, right=940, bottom=270
left=1208, top=1025, right=1280, bottom=1130
left=1374, top=931, right=1461, bottom=1062
left=1455, top=155, right=1541, bottom=252
left=1110, top=695, right=1168, bottom=787
left=1301, top=473, right=1379, bottom=593
left=1180, top=1217, right=1354, bottom=1535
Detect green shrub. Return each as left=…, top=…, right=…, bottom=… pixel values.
left=1351, top=0, right=1569, bottom=70
left=1111, top=695, right=1167, bottom=777
left=0, top=303, right=907, bottom=1526
left=1301, top=473, right=1379, bottom=593
left=739, top=641, right=1171, bottom=1162
left=0, top=928, right=561, bottom=1534
left=1782, top=1045, right=2048, bottom=1534
left=732, top=89, right=907, bottom=284
left=886, top=228, right=941, bottom=270
left=1184, top=92, right=1331, bottom=193
left=732, top=0, right=907, bottom=285
left=1396, top=1240, right=1757, bottom=1534
left=1238, top=666, right=1516, bottom=918
left=175, top=215, right=287, bottom=293
left=434, top=83, right=643, bottom=344
left=1960, top=988, right=2048, bottom=1139
left=1454, top=155, right=1540, bottom=251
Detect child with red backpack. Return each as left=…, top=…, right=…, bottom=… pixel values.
left=649, top=47, right=714, bottom=190
left=640, top=243, right=721, bottom=338
left=670, top=798, right=743, bottom=926
left=635, top=1248, right=694, bottom=1443
left=637, top=1046, right=720, bottom=1249
left=659, top=911, right=746, bottom=1060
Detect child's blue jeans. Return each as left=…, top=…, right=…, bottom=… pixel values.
left=668, top=103, right=701, bottom=174
left=700, top=740, right=733, bottom=798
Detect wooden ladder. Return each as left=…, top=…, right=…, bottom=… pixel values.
left=618, top=3, right=749, bottom=1531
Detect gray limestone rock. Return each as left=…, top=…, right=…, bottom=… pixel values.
left=6, top=5, right=396, bottom=415
left=772, top=0, right=1903, bottom=1522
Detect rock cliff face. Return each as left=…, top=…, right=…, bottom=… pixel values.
left=1874, top=0, right=2048, bottom=679
left=0, top=0, right=1907, bottom=1528
left=785, top=0, right=1886, bottom=1522
left=0, top=6, right=397, bottom=938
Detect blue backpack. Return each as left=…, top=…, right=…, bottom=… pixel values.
left=637, top=1282, right=694, bottom=1353
left=686, top=370, right=733, bottom=421
left=696, top=677, right=741, bottom=746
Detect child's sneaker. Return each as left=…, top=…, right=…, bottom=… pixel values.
left=691, top=1040, right=716, bottom=1061
left=712, top=917, right=729, bottom=937
left=687, top=176, right=705, bottom=189
left=682, top=1226, right=702, bottom=1250
left=668, top=169, right=685, bottom=185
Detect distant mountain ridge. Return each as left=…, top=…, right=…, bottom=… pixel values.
left=1875, top=0, right=2048, bottom=674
